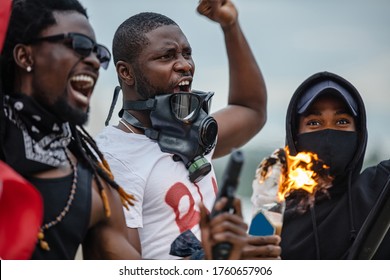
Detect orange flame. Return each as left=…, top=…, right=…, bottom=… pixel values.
left=278, top=147, right=332, bottom=203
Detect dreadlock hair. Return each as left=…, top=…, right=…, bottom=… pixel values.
left=0, top=0, right=134, bottom=217
left=67, top=125, right=135, bottom=217
left=112, top=12, right=178, bottom=65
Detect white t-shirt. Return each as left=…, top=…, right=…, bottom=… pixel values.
left=95, top=126, right=217, bottom=259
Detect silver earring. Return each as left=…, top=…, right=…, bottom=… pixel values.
left=26, top=66, right=32, bottom=72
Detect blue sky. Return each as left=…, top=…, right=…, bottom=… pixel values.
left=80, top=0, right=390, bottom=160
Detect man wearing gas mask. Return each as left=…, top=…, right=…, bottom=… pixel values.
left=96, top=0, right=281, bottom=259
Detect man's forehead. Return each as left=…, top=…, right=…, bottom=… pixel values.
left=145, top=25, right=189, bottom=45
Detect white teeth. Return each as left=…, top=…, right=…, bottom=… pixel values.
left=178, top=80, right=190, bottom=86
left=70, top=75, right=95, bottom=88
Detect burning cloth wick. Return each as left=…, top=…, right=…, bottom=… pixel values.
left=262, top=147, right=334, bottom=210
left=250, top=147, right=334, bottom=236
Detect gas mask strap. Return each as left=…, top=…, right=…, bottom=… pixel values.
left=123, top=99, right=156, bottom=111
left=122, top=110, right=159, bottom=140
left=122, top=110, right=144, bottom=130
left=105, top=86, right=121, bottom=126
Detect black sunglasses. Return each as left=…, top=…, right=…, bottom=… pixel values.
left=29, top=32, right=111, bottom=69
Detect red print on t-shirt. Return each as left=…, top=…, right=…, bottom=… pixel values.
left=165, top=177, right=217, bottom=233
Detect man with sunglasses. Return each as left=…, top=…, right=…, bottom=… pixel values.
left=28, top=33, right=111, bottom=70
left=96, top=0, right=281, bottom=260
left=0, top=0, right=252, bottom=260
left=0, top=0, right=141, bottom=260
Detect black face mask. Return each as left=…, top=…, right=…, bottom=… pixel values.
left=119, top=89, right=218, bottom=183
left=296, top=129, right=358, bottom=178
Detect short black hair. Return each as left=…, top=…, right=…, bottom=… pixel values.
left=112, top=12, right=177, bottom=65
left=1, top=0, right=88, bottom=92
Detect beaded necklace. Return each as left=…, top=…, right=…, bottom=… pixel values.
left=37, top=151, right=77, bottom=251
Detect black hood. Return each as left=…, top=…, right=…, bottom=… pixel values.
left=281, top=71, right=368, bottom=259
left=285, top=71, right=367, bottom=182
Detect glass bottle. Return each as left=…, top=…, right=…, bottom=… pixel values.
left=249, top=149, right=286, bottom=236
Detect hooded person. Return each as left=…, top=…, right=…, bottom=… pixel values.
left=280, top=71, right=371, bottom=259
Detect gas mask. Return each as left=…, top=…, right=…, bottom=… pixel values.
left=121, top=89, right=218, bottom=183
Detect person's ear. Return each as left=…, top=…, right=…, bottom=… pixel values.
left=13, top=44, right=34, bottom=72
left=116, top=61, right=135, bottom=86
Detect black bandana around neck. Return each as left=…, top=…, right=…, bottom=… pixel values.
left=2, top=93, right=72, bottom=176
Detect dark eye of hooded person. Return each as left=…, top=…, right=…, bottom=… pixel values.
left=294, top=85, right=360, bottom=179
left=298, top=93, right=356, bottom=134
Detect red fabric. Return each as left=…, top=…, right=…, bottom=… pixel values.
left=0, top=0, right=12, bottom=51
left=0, top=161, right=43, bottom=260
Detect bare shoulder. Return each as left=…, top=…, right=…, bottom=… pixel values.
left=88, top=178, right=123, bottom=227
